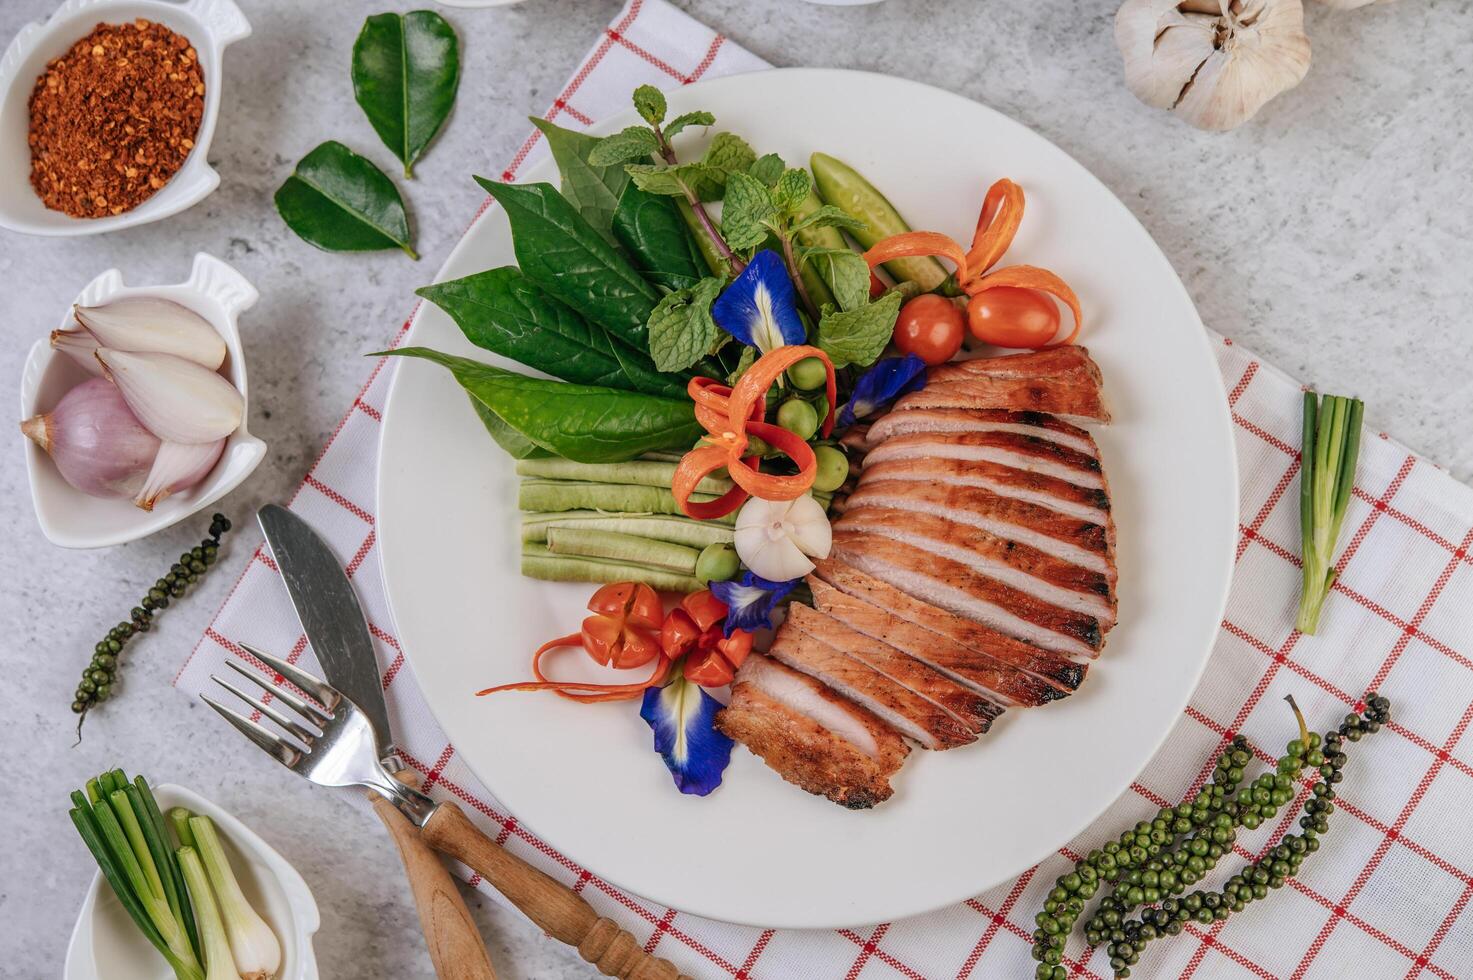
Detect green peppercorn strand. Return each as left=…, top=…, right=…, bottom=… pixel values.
left=1102, top=695, right=1390, bottom=979
left=72, top=514, right=232, bottom=727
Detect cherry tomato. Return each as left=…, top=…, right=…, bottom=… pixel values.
left=683, top=646, right=736, bottom=687
left=893, top=294, right=965, bottom=366
left=966, top=286, right=1061, bottom=348
left=659, top=608, right=701, bottom=659
left=715, top=630, right=753, bottom=670
left=580, top=582, right=663, bottom=668
left=680, top=590, right=729, bottom=632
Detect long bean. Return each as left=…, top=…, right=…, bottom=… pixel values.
left=545, top=527, right=700, bottom=574
left=516, top=457, right=733, bottom=495
left=521, top=543, right=703, bottom=592
left=522, top=511, right=735, bottom=547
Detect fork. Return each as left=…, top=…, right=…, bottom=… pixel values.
left=205, top=643, right=691, bottom=980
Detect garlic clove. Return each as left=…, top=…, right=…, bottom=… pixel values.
left=51, top=328, right=106, bottom=376
left=20, top=377, right=160, bottom=499
left=134, top=438, right=226, bottom=511
left=75, top=296, right=227, bottom=370
left=1117, top=1, right=1219, bottom=109
left=95, top=348, right=244, bottom=445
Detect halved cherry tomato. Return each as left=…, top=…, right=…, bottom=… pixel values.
left=587, top=582, right=662, bottom=631
left=894, top=294, right=965, bottom=366
left=680, top=589, right=729, bottom=632
left=715, top=630, right=753, bottom=670
left=966, top=286, right=1061, bottom=348
left=581, top=612, right=660, bottom=669
left=660, top=608, right=701, bottom=659
left=683, top=646, right=736, bottom=687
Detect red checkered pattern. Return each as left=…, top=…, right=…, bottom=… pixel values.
left=175, top=2, right=1473, bottom=976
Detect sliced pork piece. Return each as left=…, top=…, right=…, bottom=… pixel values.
left=844, top=478, right=1114, bottom=577
left=812, top=558, right=1087, bottom=692
left=785, top=603, right=1002, bottom=732
left=809, top=576, right=1067, bottom=707
left=926, top=346, right=1103, bottom=385
left=894, top=348, right=1108, bottom=423
left=832, top=508, right=1115, bottom=624
left=866, top=408, right=1098, bottom=456
left=861, top=457, right=1110, bottom=525
left=831, top=531, right=1104, bottom=658
left=717, top=655, right=908, bottom=809
left=865, top=431, right=1105, bottom=490
left=767, top=624, right=976, bottom=749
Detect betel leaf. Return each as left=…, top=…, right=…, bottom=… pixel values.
left=814, top=291, right=903, bottom=368
left=416, top=267, right=685, bottom=398
left=387, top=347, right=703, bottom=462
left=351, top=11, right=460, bottom=178
left=587, top=126, right=661, bottom=167
left=275, top=141, right=417, bottom=257
left=529, top=117, right=628, bottom=243
left=611, top=182, right=708, bottom=292
left=664, top=110, right=714, bottom=140
left=470, top=396, right=550, bottom=459
left=476, top=178, right=659, bottom=350
left=632, top=84, right=667, bottom=126
left=647, top=277, right=725, bottom=373
left=720, top=171, right=777, bottom=252
left=801, top=246, right=871, bottom=312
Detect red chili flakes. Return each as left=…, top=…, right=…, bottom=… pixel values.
left=27, top=19, right=206, bottom=218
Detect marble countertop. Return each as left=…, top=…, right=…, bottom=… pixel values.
left=3, top=0, right=1468, bottom=977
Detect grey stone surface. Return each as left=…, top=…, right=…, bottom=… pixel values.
left=1, top=0, right=1468, bottom=977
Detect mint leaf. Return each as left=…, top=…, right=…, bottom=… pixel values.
left=793, top=204, right=868, bottom=236
left=748, top=153, right=786, bottom=188
left=589, top=126, right=661, bottom=166
left=665, top=110, right=715, bottom=140
left=633, top=85, right=666, bottom=126
left=802, top=246, right=871, bottom=312
left=647, top=276, right=726, bottom=372
left=773, top=168, right=811, bottom=216
left=814, top=291, right=902, bottom=368
left=720, top=171, right=777, bottom=252
left=626, top=162, right=709, bottom=197
left=692, top=132, right=757, bottom=200
left=726, top=344, right=757, bottom=384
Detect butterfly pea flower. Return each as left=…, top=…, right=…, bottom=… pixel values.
left=709, top=572, right=800, bottom=637
left=712, top=249, right=807, bottom=355
left=640, top=672, right=735, bottom=796
left=836, top=354, right=928, bottom=428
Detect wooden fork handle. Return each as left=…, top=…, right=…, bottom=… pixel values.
left=422, top=802, right=691, bottom=980
left=372, top=790, right=497, bottom=980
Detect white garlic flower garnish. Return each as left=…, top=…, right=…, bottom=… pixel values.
left=1115, top=0, right=1312, bottom=131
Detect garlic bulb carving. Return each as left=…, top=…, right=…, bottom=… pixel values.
left=1115, top=0, right=1312, bottom=131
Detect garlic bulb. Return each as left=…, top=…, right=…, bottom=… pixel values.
left=734, top=494, right=832, bottom=582
left=95, top=348, right=244, bottom=445
left=1115, top=0, right=1311, bottom=131
left=75, top=297, right=227, bottom=369
left=20, top=378, right=161, bottom=498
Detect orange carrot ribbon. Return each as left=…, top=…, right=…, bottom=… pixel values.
left=476, top=632, right=673, bottom=703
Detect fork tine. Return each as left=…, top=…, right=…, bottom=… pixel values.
left=211, top=673, right=322, bottom=744
left=224, top=659, right=332, bottom=726
left=238, top=641, right=339, bottom=709
left=201, top=694, right=303, bottom=768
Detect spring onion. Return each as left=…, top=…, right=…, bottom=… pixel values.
left=1296, top=391, right=1364, bottom=634
left=190, top=814, right=282, bottom=980
left=177, top=847, right=239, bottom=980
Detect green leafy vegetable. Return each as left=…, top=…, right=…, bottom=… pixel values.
left=476, top=178, right=659, bottom=350
left=632, top=84, right=667, bottom=126
left=693, top=132, right=758, bottom=200
left=388, top=347, right=702, bottom=462
left=814, top=291, right=903, bottom=368
left=588, top=125, right=662, bottom=166
left=611, top=182, right=709, bottom=292
left=1297, top=392, right=1365, bottom=634
left=801, top=246, right=871, bottom=312
left=647, top=277, right=726, bottom=373
left=351, top=11, right=460, bottom=178
left=720, top=171, right=778, bottom=252
left=772, top=168, right=812, bottom=215
left=471, top=398, right=551, bottom=459
left=529, top=117, right=629, bottom=243
left=793, top=204, right=868, bottom=236
left=664, top=110, right=715, bottom=140
left=275, top=141, right=417, bottom=257
left=748, top=153, right=786, bottom=187
left=417, top=267, right=685, bottom=397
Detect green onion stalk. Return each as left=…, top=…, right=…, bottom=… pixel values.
left=1296, top=392, right=1364, bottom=634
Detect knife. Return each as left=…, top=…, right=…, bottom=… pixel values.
left=257, top=504, right=497, bottom=980
left=258, top=504, right=395, bottom=755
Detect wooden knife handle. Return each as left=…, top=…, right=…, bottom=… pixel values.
left=422, top=802, right=691, bottom=980
left=372, top=788, right=497, bottom=980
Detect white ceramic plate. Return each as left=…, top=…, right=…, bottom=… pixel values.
left=376, top=68, right=1237, bottom=929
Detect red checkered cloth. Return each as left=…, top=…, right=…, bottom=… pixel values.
left=176, top=2, right=1473, bottom=976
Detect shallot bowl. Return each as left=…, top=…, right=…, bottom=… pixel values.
left=19, top=251, right=266, bottom=548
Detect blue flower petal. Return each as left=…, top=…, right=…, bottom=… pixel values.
left=837, top=354, right=928, bottom=427
left=640, top=674, right=734, bottom=796
left=709, top=572, right=799, bottom=636
left=711, top=250, right=806, bottom=354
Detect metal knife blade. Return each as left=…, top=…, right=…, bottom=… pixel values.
left=257, top=504, right=395, bottom=755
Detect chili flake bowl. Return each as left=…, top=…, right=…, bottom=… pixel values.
left=63, top=783, right=321, bottom=980
left=19, top=252, right=266, bottom=548
left=0, top=0, right=250, bottom=237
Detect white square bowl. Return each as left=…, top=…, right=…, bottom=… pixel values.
left=0, top=0, right=250, bottom=236
left=19, top=252, right=266, bottom=548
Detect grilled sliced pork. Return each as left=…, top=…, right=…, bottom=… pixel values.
left=894, top=348, right=1108, bottom=423
left=808, top=576, right=1067, bottom=707
left=865, top=431, right=1105, bottom=490
left=717, top=655, right=908, bottom=809
left=865, top=408, right=1099, bottom=456
left=861, top=457, right=1110, bottom=525
left=843, top=478, right=1114, bottom=577
left=812, top=558, right=1087, bottom=692
left=785, top=603, right=1002, bottom=732
left=926, top=346, right=1103, bottom=385
left=831, top=530, right=1104, bottom=658
left=768, top=625, right=976, bottom=749
left=833, top=508, right=1115, bottom=623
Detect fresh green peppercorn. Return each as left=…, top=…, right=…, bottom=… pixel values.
left=695, top=542, right=740, bottom=584
left=811, top=445, right=850, bottom=493
left=776, top=398, right=819, bottom=440
left=786, top=356, right=828, bottom=391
